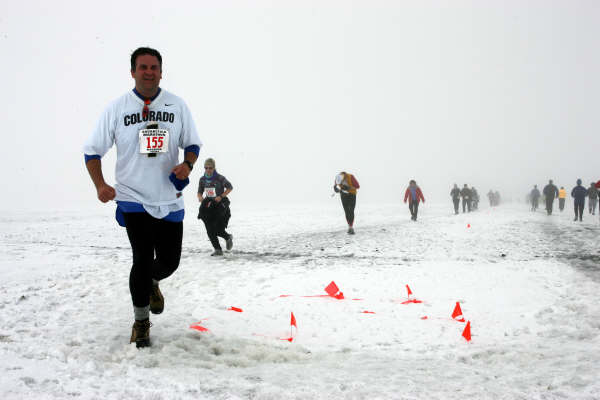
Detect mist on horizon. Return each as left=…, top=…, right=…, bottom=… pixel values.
left=2, top=1, right=598, bottom=212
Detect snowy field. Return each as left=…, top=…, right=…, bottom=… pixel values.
left=1, top=201, right=600, bottom=399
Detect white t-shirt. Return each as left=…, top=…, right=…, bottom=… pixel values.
left=83, top=89, right=202, bottom=219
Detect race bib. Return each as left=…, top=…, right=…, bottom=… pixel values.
left=139, top=129, right=169, bottom=154
left=204, top=187, right=217, bottom=198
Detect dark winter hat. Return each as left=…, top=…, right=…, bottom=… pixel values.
left=577, top=179, right=582, bottom=185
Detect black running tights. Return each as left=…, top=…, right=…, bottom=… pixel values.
left=574, top=201, right=584, bottom=220
left=123, top=212, right=183, bottom=308
left=202, top=218, right=230, bottom=250
left=340, top=192, right=356, bottom=226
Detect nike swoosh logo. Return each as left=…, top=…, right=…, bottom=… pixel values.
left=165, top=103, right=173, bottom=106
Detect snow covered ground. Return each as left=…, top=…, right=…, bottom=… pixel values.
left=1, top=201, right=600, bottom=399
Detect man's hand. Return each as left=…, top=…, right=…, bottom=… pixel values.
left=172, top=162, right=191, bottom=180
left=215, top=196, right=222, bottom=203
left=97, top=183, right=116, bottom=203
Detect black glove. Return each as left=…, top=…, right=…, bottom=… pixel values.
left=333, top=185, right=340, bottom=193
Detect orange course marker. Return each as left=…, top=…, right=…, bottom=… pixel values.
left=189, top=323, right=209, bottom=332
left=462, top=321, right=472, bottom=341
left=451, top=302, right=466, bottom=322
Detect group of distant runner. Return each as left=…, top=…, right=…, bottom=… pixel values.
left=332, top=173, right=428, bottom=230
left=333, top=174, right=504, bottom=233
left=528, top=179, right=600, bottom=221
left=449, top=184, right=500, bottom=214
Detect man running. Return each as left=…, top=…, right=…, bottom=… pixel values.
left=83, top=47, right=202, bottom=348
left=450, top=184, right=461, bottom=214
left=543, top=179, right=559, bottom=215
left=460, top=184, right=472, bottom=213
left=334, top=171, right=360, bottom=234
left=572, top=179, right=587, bottom=222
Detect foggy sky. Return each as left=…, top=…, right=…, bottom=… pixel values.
left=2, top=0, right=599, bottom=211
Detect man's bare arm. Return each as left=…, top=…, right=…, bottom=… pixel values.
left=86, top=158, right=116, bottom=203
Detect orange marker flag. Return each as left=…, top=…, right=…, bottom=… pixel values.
left=228, top=306, right=243, bottom=312
left=280, top=312, right=297, bottom=342
left=452, top=302, right=465, bottom=322
left=325, top=281, right=340, bottom=297
left=290, top=312, right=297, bottom=328
left=324, top=281, right=345, bottom=299
left=406, top=284, right=413, bottom=298
left=462, top=321, right=472, bottom=341
left=189, top=323, right=209, bottom=332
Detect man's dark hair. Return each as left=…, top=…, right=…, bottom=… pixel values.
left=131, top=47, right=162, bottom=72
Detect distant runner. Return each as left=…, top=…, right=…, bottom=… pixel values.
left=404, top=180, right=425, bottom=221
left=471, top=187, right=480, bottom=210
left=543, top=180, right=559, bottom=215
left=587, top=182, right=598, bottom=215
left=450, top=184, right=461, bottom=214
left=460, top=184, right=472, bottom=213
left=572, top=179, right=587, bottom=222
left=333, top=171, right=360, bottom=234
left=530, top=185, right=541, bottom=211
left=487, top=190, right=495, bottom=207
left=197, top=158, right=233, bottom=256
left=558, top=186, right=567, bottom=212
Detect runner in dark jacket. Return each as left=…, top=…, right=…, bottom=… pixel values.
left=197, top=158, right=233, bottom=256
left=450, top=184, right=461, bottom=214
left=587, top=183, right=598, bottom=215
left=571, top=179, right=587, bottom=222
left=460, top=184, right=471, bottom=213
left=543, top=180, right=559, bottom=215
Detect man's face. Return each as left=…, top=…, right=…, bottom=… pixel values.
left=131, top=54, right=162, bottom=93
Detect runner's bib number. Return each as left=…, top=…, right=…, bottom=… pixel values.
left=139, top=129, right=169, bottom=154
left=204, top=187, right=217, bottom=198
